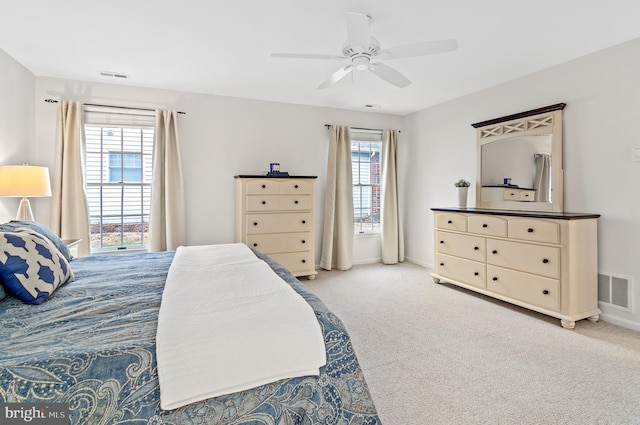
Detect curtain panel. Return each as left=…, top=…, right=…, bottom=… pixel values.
left=381, top=129, right=404, bottom=264
left=320, top=125, right=354, bottom=271
left=50, top=101, right=91, bottom=256
left=533, top=154, right=551, bottom=202
left=149, top=109, right=186, bottom=251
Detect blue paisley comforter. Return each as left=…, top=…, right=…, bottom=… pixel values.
left=0, top=250, right=381, bottom=424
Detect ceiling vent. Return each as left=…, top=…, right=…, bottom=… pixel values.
left=99, top=71, right=130, bottom=79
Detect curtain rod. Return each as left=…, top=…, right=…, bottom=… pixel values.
left=324, top=124, right=400, bottom=133
left=44, top=98, right=186, bottom=114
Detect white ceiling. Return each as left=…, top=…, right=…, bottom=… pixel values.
left=2, top=0, right=640, bottom=115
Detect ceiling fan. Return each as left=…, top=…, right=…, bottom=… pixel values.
left=271, top=12, right=458, bottom=89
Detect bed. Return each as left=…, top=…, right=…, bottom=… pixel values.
left=0, top=236, right=381, bottom=424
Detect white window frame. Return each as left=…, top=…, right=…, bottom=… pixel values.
left=84, top=106, right=155, bottom=253
left=351, top=129, right=383, bottom=235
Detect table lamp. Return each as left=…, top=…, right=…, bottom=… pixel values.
left=0, top=165, right=52, bottom=221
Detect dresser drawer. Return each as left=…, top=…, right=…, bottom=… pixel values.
left=508, top=218, right=559, bottom=244
left=269, top=252, right=314, bottom=275
left=468, top=215, right=507, bottom=237
left=435, top=213, right=467, bottom=232
left=245, top=179, right=280, bottom=195
left=246, top=232, right=311, bottom=254
left=279, top=179, right=313, bottom=195
left=518, top=190, right=535, bottom=202
left=487, top=239, right=559, bottom=279
left=487, top=265, right=560, bottom=312
left=502, top=189, right=519, bottom=201
left=246, top=195, right=311, bottom=212
left=436, top=253, right=486, bottom=289
left=245, top=213, right=312, bottom=234
left=436, top=231, right=485, bottom=262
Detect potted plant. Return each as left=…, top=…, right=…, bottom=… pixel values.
left=454, top=178, right=470, bottom=208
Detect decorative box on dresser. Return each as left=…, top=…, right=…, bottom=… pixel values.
left=431, top=207, right=601, bottom=329
left=235, top=175, right=318, bottom=280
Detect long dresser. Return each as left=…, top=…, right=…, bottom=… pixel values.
left=431, top=207, right=601, bottom=329
left=235, top=175, right=317, bottom=279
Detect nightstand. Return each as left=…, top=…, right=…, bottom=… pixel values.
left=64, top=239, right=81, bottom=258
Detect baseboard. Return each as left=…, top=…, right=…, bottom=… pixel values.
left=599, top=313, right=640, bottom=332
left=405, top=256, right=433, bottom=270
left=352, top=257, right=382, bottom=266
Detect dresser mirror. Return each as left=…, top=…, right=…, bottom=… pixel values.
left=472, top=103, right=566, bottom=212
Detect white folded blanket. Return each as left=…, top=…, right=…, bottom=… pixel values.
left=156, top=243, right=326, bottom=410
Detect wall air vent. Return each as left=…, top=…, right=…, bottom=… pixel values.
left=99, top=71, right=130, bottom=79
left=598, top=273, right=632, bottom=311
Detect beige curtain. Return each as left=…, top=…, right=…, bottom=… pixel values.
left=149, top=109, right=186, bottom=251
left=534, top=154, right=551, bottom=202
left=50, top=101, right=91, bottom=256
left=320, top=125, right=354, bottom=270
left=381, top=129, right=404, bottom=264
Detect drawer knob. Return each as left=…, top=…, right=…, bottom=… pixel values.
left=482, top=224, right=488, bottom=228
left=440, top=240, right=444, bottom=244
left=262, top=201, right=266, bottom=205
left=253, top=222, right=258, bottom=226
left=295, top=200, right=299, bottom=204
left=492, top=250, right=498, bottom=254
left=473, top=246, right=479, bottom=251
left=492, top=277, right=498, bottom=281
left=302, top=240, right=306, bottom=244
left=474, top=272, right=479, bottom=276
left=302, top=220, right=306, bottom=224
left=447, top=220, right=452, bottom=224
left=262, top=184, right=266, bottom=189
left=439, top=262, right=444, bottom=266
left=302, top=259, right=306, bottom=263
left=527, top=228, right=534, bottom=233
left=295, top=184, right=299, bottom=188
left=543, top=290, right=550, bottom=295
left=542, top=258, right=549, bottom=264
left=253, top=243, right=258, bottom=247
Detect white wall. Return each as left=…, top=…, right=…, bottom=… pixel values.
left=32, top=77, right=404, bottom=266
left=0, top=49, right=35, bottom=221
left=404, top=37, right=640, bottom=330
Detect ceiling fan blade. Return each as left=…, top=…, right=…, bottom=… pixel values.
left=378, top=39, right=458, bottom=60
left=368, top=62, right=411, bottom=88
left=317, top=65, right=353, bottom=90
left=346, top=12, right=371, bottom=53
left=271, top=53, right=346, bottom=60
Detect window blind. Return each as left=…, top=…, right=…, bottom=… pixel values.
left=84, top=105, right=156, bottom=127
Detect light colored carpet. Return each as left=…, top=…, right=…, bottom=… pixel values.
left=304, top=262, right=640, bottom=425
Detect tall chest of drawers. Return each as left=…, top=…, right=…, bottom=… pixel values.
left=431, top=207, right=601, bottom=329
left=235, top=175, right=318, bottom=280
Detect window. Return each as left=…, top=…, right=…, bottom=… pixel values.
left=84, top=107, right=155, bottom=251
left=351, top=129, right=382, bottom=234
left=109, top=152, right=142, bottom=183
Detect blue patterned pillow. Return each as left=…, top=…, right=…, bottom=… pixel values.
left=0, top=229, right=74, bottom=305
left=0, top=284, right=6, bottom=301
left=0, top=220, right=73, bottom=262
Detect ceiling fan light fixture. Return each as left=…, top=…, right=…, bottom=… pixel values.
left=270, top=12, right=458, bottom=89
left=353, top=56, right=370, bottom=71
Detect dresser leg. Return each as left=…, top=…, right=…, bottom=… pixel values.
left=587, top=315, right=599, bottom=323
left=307, top=274, right=316, bottom=280
left=560, top=319, right=575, bottom=329
left=433, top=276, right=441, bottom=284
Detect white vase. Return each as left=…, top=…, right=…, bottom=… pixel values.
left=457, top=187, right=468, bottom=208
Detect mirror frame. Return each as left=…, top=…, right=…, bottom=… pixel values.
left=472, top=103, right=566, bottom=212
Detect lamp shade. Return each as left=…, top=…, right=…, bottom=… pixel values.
left=0, top=165, right=52, bottom=197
